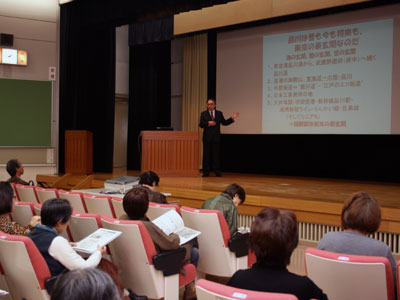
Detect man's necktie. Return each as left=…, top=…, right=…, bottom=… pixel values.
left=211, top=111, right=215, bottom=121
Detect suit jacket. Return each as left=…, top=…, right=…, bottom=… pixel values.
left=199, top=109, right=234, bottom=143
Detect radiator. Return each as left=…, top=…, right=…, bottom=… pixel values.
left=238, top=214, right=400, bottom=255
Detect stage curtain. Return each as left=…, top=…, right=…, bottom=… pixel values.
left=207, top=31, right=217, bottom=99
left=129, top=17, right=173, bottom=45
left=182, top=33, right=208, bottom=169
left=59, top=3, right=116, bottom=173
left=127, top=40, right=171, bottom=170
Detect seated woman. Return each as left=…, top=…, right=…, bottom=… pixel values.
left=51, top=268, right=121, bottom=300
left=27, top=198, right=138, bottom=300
left=317, top=191, right=396, bottom=281
left=228, top=207, right=328, bottom=300
left=121, top=188, right=198, bottom=300
left=28, top=198, right=104, bottom=276
left=0, top=181, right=40, bottom=235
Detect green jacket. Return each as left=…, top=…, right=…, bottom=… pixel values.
left=202, top=193, right=237, bottom=235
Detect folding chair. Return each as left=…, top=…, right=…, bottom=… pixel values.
left=83, top=193, right=116, bottom=218
left=9, top=182, right=17, bottom=199
left=396, top=260, right=400, bottom=300
left=35, top=187, right=59, bottom=205
left=58, top=190, right=87, bottom=213
left=305, top=247, right=394, bottom=300
left=101, top=216, right=196, bottom=300
left=196, top=279, right=298, bottom=300
left=0, top=262, right=12, bottom=300
left=68, top=212, right=102, bottom=242
left=0, top=232, right=51, bottom=300
left=147, top=202, right=181, bottom=221
left=181, top=206, right=249, bottom=277
left=11, top=201, right=36, bottom=227
left=111, top=197, right=124, bottom=219
left=15, top=184, right=38, bottom=204
left=34, top=203, right=42, bottom=216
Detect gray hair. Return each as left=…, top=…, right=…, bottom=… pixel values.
left=50, top=268, right=121, bottom=300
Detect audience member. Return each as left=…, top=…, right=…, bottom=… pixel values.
left=6, top=159, right=32, bottom=185
left=121, top=188, right=197, bottom=300
left=0, top=181, right=40, bottom=235
left=228, top=207, right=328, bottom=300
left=28, top=198, right=137, bottom=299
left=51, top=268, right=121, bottom=300
left=317, top=191, right=396, bottom=282
left=202, top=183, right=245, bottom=235
left=28, top=198, right=103, bottom=276
left=137, top=171, right=167, bottom=204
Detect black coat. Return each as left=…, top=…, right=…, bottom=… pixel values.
left=199, top=109, right=234, bottom=143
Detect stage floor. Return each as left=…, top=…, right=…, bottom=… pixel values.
left=96, top=168, right=400, bottom=208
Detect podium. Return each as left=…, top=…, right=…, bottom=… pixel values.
left=141, top=131, right=199, bottom=176
left=65, top=130, right=93, bottom=174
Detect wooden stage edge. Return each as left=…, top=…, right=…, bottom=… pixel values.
left=94, top=169, right=400, bottom=234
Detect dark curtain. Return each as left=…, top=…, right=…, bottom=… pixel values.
left=60, top=0, right=233, bottom=174
left=59, top=2, right=116, bottom=173
left=220, top=134, right=400, bottom=182
left=207, top=31, right=217, bottom=99
left=127, top=41, right=171, bottom=170
left=129, top=17, right=173, bottom=45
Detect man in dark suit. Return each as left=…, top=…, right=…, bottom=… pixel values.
left=199, top=98, right=239, bottom=177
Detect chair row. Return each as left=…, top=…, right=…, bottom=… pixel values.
left=10, top=183, right=180, bottom=219
left=4, top=200, right=400, bottom=300
left=190, top=249, right=398, bottom=300
left=11, top=184, right=86, bottom=210
left=0, top=213, right=197, bottom=300
left=11, top=196, right=396, bottom=299
left=193, top=249, right=396, bottom=300
left=2, top=227, right=399, bottom=300
left=12, top=201, right=254, bottom=277
left=0, top=209, right=290, bottom=300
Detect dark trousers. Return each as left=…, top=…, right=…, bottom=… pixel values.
left=202, top=140, right=221, bottom=174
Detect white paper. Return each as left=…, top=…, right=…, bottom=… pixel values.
left=73, top=228, right=122, bottom=254
left=0, top=289, right=9, bottom=295
left=238, top=226, right=250, bottom=233
left=152, top=210, right=200, bottom=245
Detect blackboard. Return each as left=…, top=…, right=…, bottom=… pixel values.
left=0, top=78, right=52, bottom=146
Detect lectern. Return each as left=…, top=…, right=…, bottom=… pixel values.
left=141, top=131, right=199, bottom=176
left=65, top=130, right=93, bottom=174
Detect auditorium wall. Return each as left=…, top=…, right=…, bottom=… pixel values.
left=0, top=0, right=59, bottom=181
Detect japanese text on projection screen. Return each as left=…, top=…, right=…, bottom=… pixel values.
left=262, top=19, right=393, bottom=134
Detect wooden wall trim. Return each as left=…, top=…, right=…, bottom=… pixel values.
left=174, top=0, right=372, bottom=35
